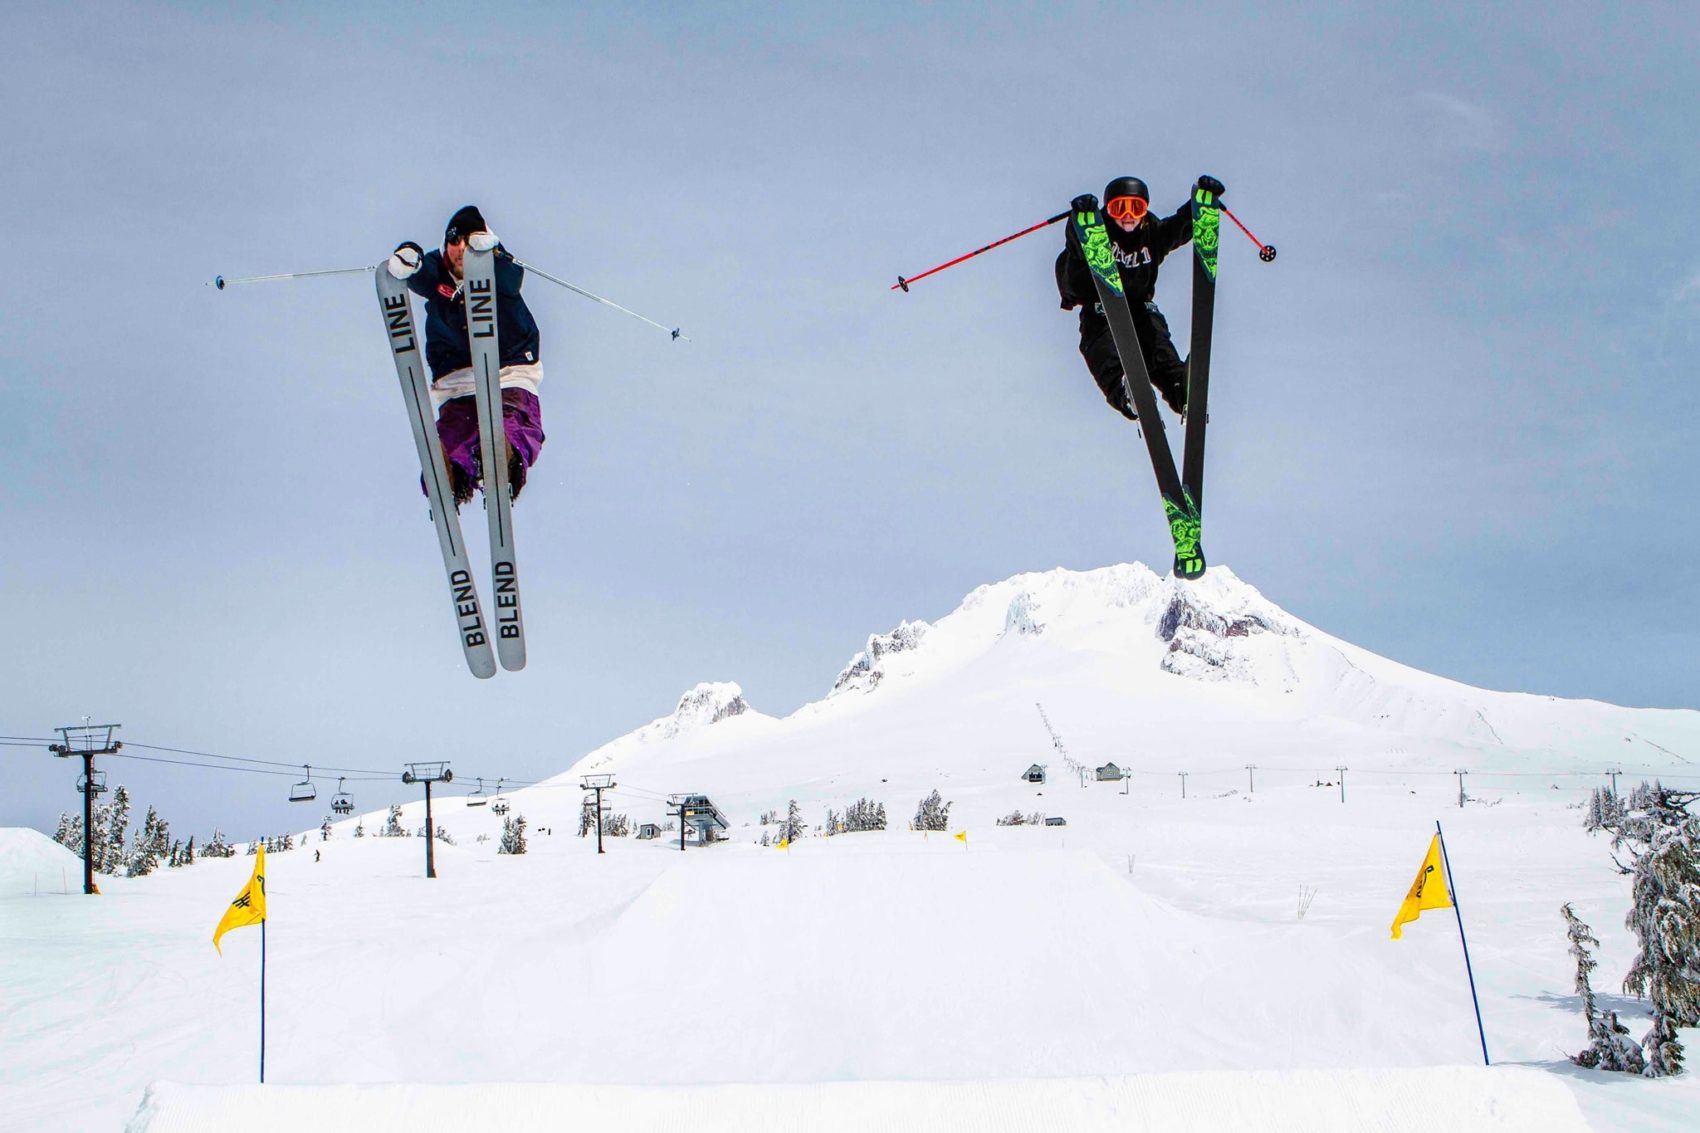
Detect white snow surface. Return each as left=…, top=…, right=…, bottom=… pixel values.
left=0, top=828, right=84, bottom=897
left=129, top=1067, right=1587, bottom=1132
left=4, top=562, right=1698, bottom=1131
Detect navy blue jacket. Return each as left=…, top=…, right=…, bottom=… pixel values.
left=405, top=246, right=541, bottom=379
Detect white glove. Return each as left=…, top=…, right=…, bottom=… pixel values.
left=467, top=231, right=499, bottom=253
left=387, top=242, right=423, bottom=279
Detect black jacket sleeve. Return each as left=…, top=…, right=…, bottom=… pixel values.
left=406, top=249, right=451, bottom=300
left=492, top=246, right=525, bottom=297
left=1153, top=199, right=1194, bottom=255
left=1055, top=226, right=1096, bottom=311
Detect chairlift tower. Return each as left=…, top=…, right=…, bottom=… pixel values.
left=48, top=723, right=121, bottom=895
left=580, top=773, right=615, bottom=855
left=401, top=762, right=453, bottom=878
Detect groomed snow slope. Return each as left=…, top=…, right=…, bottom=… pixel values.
left=0, top=827, right=85, bottom=897
left=130, top=1066, right=1588, bottom=1133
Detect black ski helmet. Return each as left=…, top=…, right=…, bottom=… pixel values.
left=1103, top=176, right=1150, bottom=204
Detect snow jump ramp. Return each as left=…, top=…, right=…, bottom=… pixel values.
left=131, top=1066, right=1589, bottom=1132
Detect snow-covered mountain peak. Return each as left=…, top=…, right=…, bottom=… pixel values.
left=564, top=681, right=775, bottom=779
left=664, top=681, right=752, bottom=737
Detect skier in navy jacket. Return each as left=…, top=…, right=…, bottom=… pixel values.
left=1056, top=175, right=1224, bottom=420
left=387, top=205, right=546, bottom=506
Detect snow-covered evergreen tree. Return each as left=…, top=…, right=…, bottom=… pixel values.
left=840, top=797, right=886, bottom=833
left=1588, top=780, right=1700, bottom=1076
left=604, top=812, right=630, bottom=837
left=781, top=799, right=804, bottom=843
left=353, top=818, right=365, bottom=838
left=913, top=789, right=951, bottom=832
left=53, top=813, right=84, bottom=855
left=203, top=829, right=234, bottom=858
left=434, top=825, right=455, bottom=845
left=96, top=785, right=132, bottom=875
left=498, top=813, right=528, bottom=855
left=1562, top=903, right=1644, bottom=1072
left=579, top=801, right=596, bottom=838
left=127, top=806, right=167, bottom=877
left=823, top=808, right=840, bottom=836
left=1623, top=817, right=1700, bottom=1076
left=382, top=804, right=405, bottom=838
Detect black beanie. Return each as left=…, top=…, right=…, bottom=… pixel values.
left=444, top=205, right=487, bottom=246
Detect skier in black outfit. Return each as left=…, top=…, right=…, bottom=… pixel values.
left=1056, top=175, right=1225, bottom=419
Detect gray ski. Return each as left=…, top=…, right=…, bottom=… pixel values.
left=374, top=268, right=497, bottom=679
left=463, top=246, right=526, bottom=670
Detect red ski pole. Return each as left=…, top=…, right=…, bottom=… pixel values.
left=892, top=211, right=1070, bottom=292
left=1218, top=203, right=1277, bottom=262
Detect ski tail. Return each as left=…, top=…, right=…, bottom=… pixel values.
left=374, top=268, right=497, bottom=678
left=463, top=247, right=526, bottom=670
left=1070, top=208, right=1204, bottom=579
left=1183, top=186, right=1219, bottom=514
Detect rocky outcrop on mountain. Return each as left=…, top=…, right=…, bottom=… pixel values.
left=830, top=620, right=931, bottom=696
left=1156, top=581, right=1298, bottom=682
left=1004, top=591, right=1043, bottom=636
left=661, top=682, right=751, bottom=737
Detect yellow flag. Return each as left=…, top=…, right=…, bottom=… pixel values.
left=214, top=844, right=267, bottom=953
left=776, top=838, right=790, bottom=850
left=1391, top=834, right=1452, bottom=939
left=953, top=831, right=967, bottom=843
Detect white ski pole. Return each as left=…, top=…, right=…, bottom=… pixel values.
left=510, top=258, right=687, bottom=341
left=210, top=265, right=377, bottom=290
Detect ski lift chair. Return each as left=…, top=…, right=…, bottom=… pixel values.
left=466, top=777, right=488, bottom=807
left=76, top=769, right=108, bottom=795
left=490, top=778, right=509, bottom=815
left=331, top=777, right=353, bottom=816
left=289, top=765, right=318, bottom=803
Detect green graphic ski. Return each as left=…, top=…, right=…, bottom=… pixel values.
left=1183, top=187, right=1220, bottom=515
left=1069, top=208, right=1204, bottom=579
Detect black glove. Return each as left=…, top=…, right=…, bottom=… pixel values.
left=1196, top=175, right=1225, bottom=196
left=1070, top=193, right=1099, bottom=213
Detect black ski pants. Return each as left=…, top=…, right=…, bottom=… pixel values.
left=1079, top=302, right=1186, bottom=420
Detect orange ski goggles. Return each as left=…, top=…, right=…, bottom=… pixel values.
left=1106, top=195, right=1150, bottom=222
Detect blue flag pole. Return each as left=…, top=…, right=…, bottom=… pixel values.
left=1436, top=820, right=1489, bottom=1065
left=260, top=918, right=267, bottom=1084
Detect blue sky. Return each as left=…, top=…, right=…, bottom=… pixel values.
left=3, top=1, right=1696, bottom=839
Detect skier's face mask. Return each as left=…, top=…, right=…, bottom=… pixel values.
left=1106, top=196, right=1149, bottom=224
